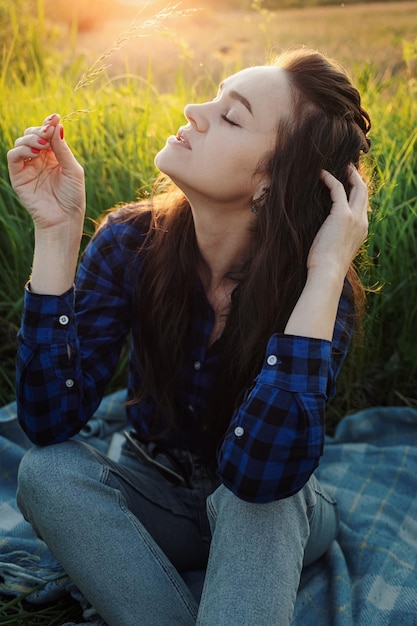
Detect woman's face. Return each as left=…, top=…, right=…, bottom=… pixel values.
left=155, top=65, right=292, bottom=208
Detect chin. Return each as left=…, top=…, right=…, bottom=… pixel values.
left=154, top=148, right=165, bottom=170
left=154, top=149, right=175, bottom=178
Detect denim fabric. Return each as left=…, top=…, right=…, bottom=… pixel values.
left=17, top=440, right=338, bottom=625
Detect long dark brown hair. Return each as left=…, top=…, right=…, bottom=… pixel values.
left=122, top=47, right=371, bottom=459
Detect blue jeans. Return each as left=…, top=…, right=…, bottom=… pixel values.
left=17, top=439, right=338, bottom=625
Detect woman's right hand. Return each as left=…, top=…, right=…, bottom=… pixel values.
left=7, top=113, right=86, bottom=232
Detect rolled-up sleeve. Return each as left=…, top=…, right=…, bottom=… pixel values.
left=16, top=288, right=83, bottom=443
left=217, top=331, right=344, bottom=503
left=16, top=216, right=135, bottom=445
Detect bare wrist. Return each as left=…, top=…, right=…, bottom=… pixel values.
left=30, top=226, right=82, bottom=295
left=306, top=263, right=347, bottom=290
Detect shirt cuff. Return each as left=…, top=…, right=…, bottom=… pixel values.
left=256, top=333, right=332, bottom=394
left=20, top=284, right=76, bottom=344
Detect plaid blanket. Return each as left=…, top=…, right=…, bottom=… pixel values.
left=1, top=395, right=417, bottom=625
left=296, top=406, right=417, bottom=625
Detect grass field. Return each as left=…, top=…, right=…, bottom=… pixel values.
left=73, top=1, right=417, bottom=89
left=0, top=1, right=417, bottom=618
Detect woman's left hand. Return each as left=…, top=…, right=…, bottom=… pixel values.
left=307, top=165, right=369, bottom=280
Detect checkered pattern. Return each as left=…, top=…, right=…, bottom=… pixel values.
left=294, top=407, right=417, bottom=625
left=16, top=210, right=353, bottom=502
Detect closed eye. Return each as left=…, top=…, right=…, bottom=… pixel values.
left=221, top=114, right=240, bottom=127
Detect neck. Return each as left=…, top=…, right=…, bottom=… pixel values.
left=190, top=200, right=252, bottom=291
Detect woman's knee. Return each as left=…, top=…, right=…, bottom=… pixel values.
left=20, top=440, right=71, bottom=485
left=206, top=479, right=329, bottom=562
left=207, top=482, right=313, bottom=528
left=17, top=440, right=97, bottom=516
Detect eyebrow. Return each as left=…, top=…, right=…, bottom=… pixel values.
left=218, top=82, right=253, bottom=115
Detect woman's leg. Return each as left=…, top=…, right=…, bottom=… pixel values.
left=17, top=440, right=206, bottom=626
left=197, top=474, right=338, bottom=626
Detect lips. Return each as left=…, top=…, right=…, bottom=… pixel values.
left=174, top=129, right=191, bottom=150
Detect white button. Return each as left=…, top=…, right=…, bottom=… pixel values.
left=194, top=361, right=201, bottom=370
left=234, top=426, right=244, bottom=438
left=65, top=378, right=75, bottom=388
left=59, top=315, right=69, bottom=326
left=188, top=404, right=195, bottom=412
left=267, top=354, right=278, bottom=366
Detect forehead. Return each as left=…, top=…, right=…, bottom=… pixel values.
left=222, top=66, right=292, bottom=121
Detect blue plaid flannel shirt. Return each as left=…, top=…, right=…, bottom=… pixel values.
left=16, top=211, right=354, bottom=503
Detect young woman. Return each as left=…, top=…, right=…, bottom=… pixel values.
left=8, top=47, right=370, bottom=625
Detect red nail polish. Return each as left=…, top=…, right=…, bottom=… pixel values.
left=31, top=148, right=41, bottom=154
left=38, top=138, right=48, bottom=145
left=60, top=126, right=64, bottom=140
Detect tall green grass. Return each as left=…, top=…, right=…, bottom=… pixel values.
left=0, top=62, right=212, bottom=402
left=324, top=62, right=417, bottom=423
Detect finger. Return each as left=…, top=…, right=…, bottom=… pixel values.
left=348, top=183, right=368, bottom=214
left=14, top=122, right=64, bottom=167
left=21, top=115, right=60, bottom=138
left=7, top=115, right=60, bottom=176
left=41, top=113, right=60, bottom=128
left=346, top=166, right=368, bottom=211
left=15, top=133, right=51, bottom=152
left=346, top=164, right=364, bottom=194
left=49, top=124, right=84, bottom=177
left=321, top=167, right=368, bottom=211
left=320, top=169, right=346, bottom=205
left=23, top=126, right=44, bottom=137
left=344, top=166, right=369, bottom=242
left=9, top=132, right=52, bottom=175
left=7, top=146, right=43, bottom=179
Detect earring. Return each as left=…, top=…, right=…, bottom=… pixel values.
left=251, top=188, right=269, bottom=213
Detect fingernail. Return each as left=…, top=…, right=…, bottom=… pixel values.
left=42, top=124, right=53, bottom=134
left=47, top=114, right=58, bottom=121
left=38, top=138, right=49, bottom=145
left=60, top=125, right=64, bottom=140
left=31, top=148, right=41, bottom=154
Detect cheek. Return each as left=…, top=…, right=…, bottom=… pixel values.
left=220, top=140, right=260, bottom=172
left=226, top=151, right=267, bottom=186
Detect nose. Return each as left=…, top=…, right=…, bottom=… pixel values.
left=184, top=103, right=209, bottom=132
